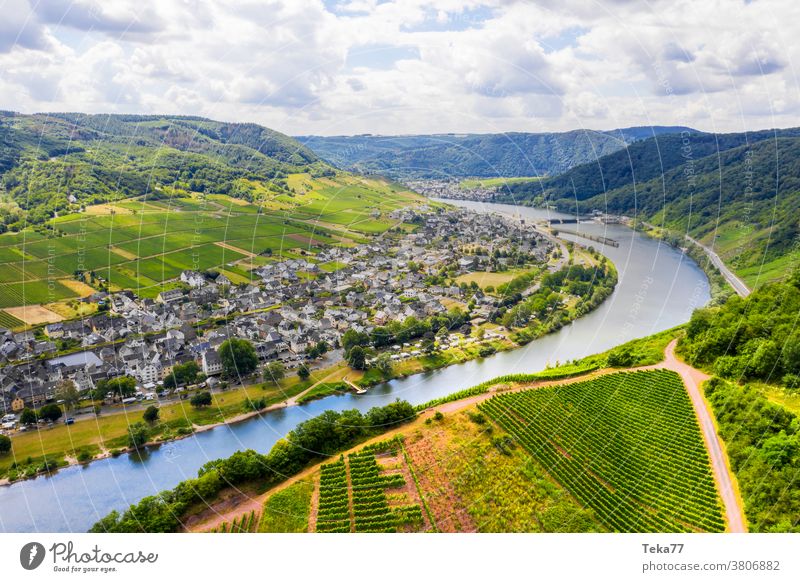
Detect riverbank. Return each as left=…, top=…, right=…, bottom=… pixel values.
left=178, top=330, right=703, bottom=533
left=0, top=201, right=712, bottom=533
left=0, top=244, right=619, bottom=484
left=630, top=220, right=735, bottom=305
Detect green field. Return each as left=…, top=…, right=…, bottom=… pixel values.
left=0, top=175, right=426, bottom=306
left=460, top=176, right=540, bottom=189
left=258, top=480, right=314, bottom=533
left=314, top=459, right=351, bottom=533
left=479, top=370, right=725, bottom=532
left=0, top=310, right=25, bottom=329
left=0, top=281, right=80, bottom=307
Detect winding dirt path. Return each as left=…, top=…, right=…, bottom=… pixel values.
left=647, top=340, right=747, bottom=532
left=429, top=340, right=748, bottom=533
left=187, top=339, right=747, bottom=534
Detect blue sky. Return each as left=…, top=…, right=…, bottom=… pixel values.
left=0, top=0, right=797, bottom=135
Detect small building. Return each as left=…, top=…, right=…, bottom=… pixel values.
left=156, top=289, right=184, bottom=304
left=180, top=270, right=207, bottom=289
left=201, top=350, right=223, bottom=376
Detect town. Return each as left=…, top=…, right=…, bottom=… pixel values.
left=0, top=207, right=553, bottom=426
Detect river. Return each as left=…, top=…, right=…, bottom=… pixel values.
left=0, top=201, right=710, bottom=532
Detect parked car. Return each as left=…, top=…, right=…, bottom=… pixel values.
left=65, top=418, right=75, bottom=425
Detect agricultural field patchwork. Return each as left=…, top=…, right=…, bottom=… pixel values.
left=0, top=174, right=427, bottom=308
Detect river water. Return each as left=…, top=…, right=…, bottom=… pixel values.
left=0, top=201, right=709, bottom=532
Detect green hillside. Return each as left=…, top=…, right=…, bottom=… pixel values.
left=0, top=112, right=327, bottom=227
left=505, top=129, right=800, bottom=287
left=0, top=113, right=429, bottom=308
left=679, top=274, right=800, bottom=531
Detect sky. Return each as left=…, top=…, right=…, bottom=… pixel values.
left=0, top=0, right=798, bottom=136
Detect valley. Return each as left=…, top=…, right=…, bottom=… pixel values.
left=0, top=115, right=797, bottom=537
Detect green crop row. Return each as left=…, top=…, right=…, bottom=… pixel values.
left=479, top=370, right=726, bottom=533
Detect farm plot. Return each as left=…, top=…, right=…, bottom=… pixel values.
left=314, top=459, right=351, bottom=533
left=0, top=281, right=80, bottom=308
left=0, top=309, right=26, bottom=329
left=311, top=447, right=424, bottom=533
left=132, top=244, right=248, bottom=282
left=349, top=451, right=411, bottom=533
left=479, top=370, right=725, bottom=533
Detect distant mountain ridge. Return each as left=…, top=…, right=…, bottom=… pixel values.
left=503, top=127, right=800, bottom=287
left=297, top=126, right=697, bottom=179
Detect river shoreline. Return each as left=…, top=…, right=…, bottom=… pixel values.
left=0, top=261, right=611, bottom=486
left=0, top=201, right=711, bottom=533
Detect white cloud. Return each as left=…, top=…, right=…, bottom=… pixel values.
left=0, top=0, right=797, bottom=134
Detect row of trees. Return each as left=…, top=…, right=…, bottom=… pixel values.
left=339, top=308, right=470, bottom=371
left=91, top=400, right=416, bottom=532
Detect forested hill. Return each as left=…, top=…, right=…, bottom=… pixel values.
left=0, top=112, right=327, bottom=228
left=297, top=126, right=695, bottom=179
left=505, top=128, right=800, bottom=287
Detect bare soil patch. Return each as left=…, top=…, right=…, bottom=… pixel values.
left=4, top=304, right=63, bottom=325
left=84, top=204, right=133, bottom=215
left=404, top=430, right=476, bottom=532
left=287, top=233, right=325, bottom=246
left=307, top=473, right=321, bottom=533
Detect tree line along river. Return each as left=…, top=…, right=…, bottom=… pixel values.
left=0, top=201, right=710, bottom=533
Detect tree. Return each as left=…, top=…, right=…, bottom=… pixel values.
left=190, top=391, right=212, bottom=408
left=218, top=339, right=258, bottom=377
left=0, top=434, right=11, bottom=454
left=95, top=376, right=136, bottom=400
left=38, top=403, right=63, bottom=422
left=128, top=422, right=149, bottom=449
left=263, top=361, right=286, bottom=384
left=143, top=405, right=160, bottom=423
left=165, top=361, right=201, bottom=388
left=421, top=331, right=436, bottom=354
left=55, top=379, right=81, bottom=411
left=347, top=346, right=367, bottom=370
left=374, top=352, right=393, bottom=375
left=782, top=333, right=800, bottom=375
left=297, top=364, right=310, bottom=380
left=20, top=408, right=37, bottom=425
left=307, top=341, right=329, bottom=359
left=342, top=329, right=370, bottom=354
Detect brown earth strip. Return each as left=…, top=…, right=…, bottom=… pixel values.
left=4, top=304, right=64, bottom=325
left=109, top=246, right=138, bottom=260
left=307, top=473, right=321, bottom=532
left=213, top=241, right=257, bottom=258
left=287, top=233, right=325, bottom=246
left=404, top=430, right=476, bottom=533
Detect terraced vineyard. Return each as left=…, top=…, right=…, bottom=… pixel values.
left=312, top=443, right=424, bottom=533
left=349, top=451, right=421, bottom=532
left=479, top=370, right=725, bottom=532
left=315, top=459, right=351, bottom=533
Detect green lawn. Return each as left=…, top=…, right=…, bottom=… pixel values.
left=460, top=176, right=540, bottom=189
left=258, top=479, right=314, bottom=533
